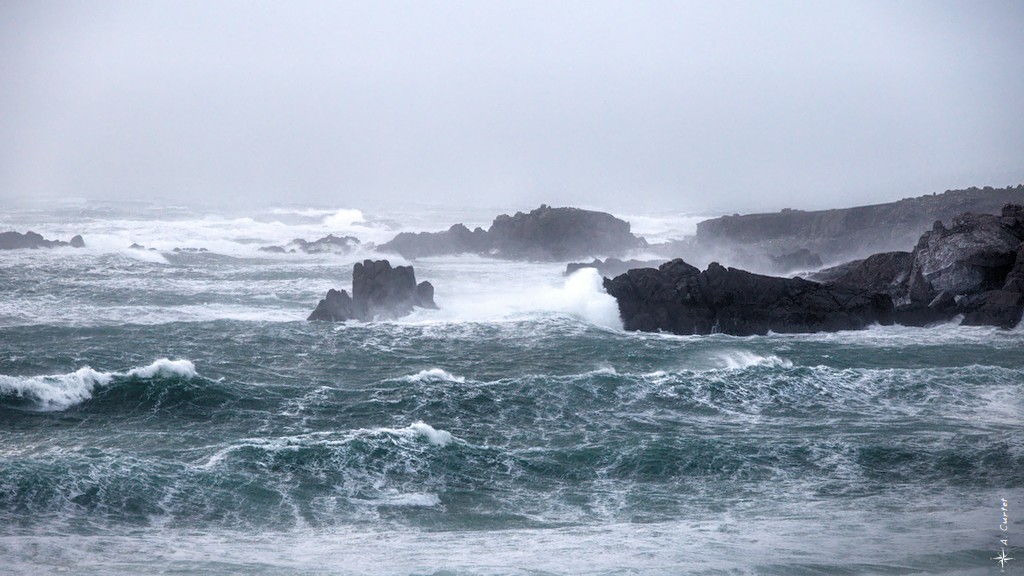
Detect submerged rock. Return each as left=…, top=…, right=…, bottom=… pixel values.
left=308, top=259, right=437, bottom=322
left=603, top=259, right=893, bottom=336
left=0, top=231, right=85, bottom=250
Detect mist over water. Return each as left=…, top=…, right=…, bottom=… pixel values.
left=1, top=201, right=1021, bottom=575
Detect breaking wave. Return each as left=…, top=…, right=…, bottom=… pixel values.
left=0, top=358, right=197, bottom=411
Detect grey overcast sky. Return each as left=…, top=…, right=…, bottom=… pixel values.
left=1, top=1, right=1022, bottom=213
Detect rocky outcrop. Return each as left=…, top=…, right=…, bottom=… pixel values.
left=379, top=224, right=491, bottom=259
left=0, top=231, right=85, bottom=250
left=260, top=235, right=360, bottom=254
left=693, top=185, right=1024, bottom=264
left=603, top=259, right=893, bottom=336
left=380, top=205, right=645, bottom=261
left=565, top=258, right=668, bottom=278
left=811, top=251, right=914, bottom=295
left=812, top=204, right=1024, bottom=328
left=308, top=259, right=437, bottom=322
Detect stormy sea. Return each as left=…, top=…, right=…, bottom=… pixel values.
left=1, top=201, right=1020, bottom=575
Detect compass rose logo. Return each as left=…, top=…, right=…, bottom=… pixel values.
left=993, top=548, right=1013, bottom=570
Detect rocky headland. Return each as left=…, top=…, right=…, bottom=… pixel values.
left=0, top=231, right=85, bottom=250
left=683, top=185, right=1024, bottom=268
left=308, top=259, right=437, bottom=322
left=380, top=205, right=645, bottom=261
left=813, top=204, right=1024, bottom=328
left=603, top=259, right=893, bottom=336
left=604, top=204, right=1024, bottom=335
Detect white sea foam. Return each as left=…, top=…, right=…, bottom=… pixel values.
left=369, top=492, right=441, bottom=507
left=124, top=358, right=197, bottom=380
left=397, top=257, right=622, bottom=329
left=713, top=350, right=793, bottom=370
left=0, top=367, right=112, bottom=411
left=0, top=358, right=197, bottom=411
left=322, top=208, right=366, bottom=228
left=401, top=368, right=466, bottom=383
left=552, top=268, right=623, bottom=330
left=405, top=422, right=454, bottom=446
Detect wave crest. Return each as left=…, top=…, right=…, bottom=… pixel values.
left=401, top=368, right=466, bottom=383
left=713, top=350, right=793, bottom=370
left=0, top=358, right=197, bottom=411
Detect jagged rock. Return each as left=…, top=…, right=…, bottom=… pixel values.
left=308, top=259, right=437, bottom=322
left=904, top=212, right=1023, bottom=306
left=307, top=288, right=354, bottom=321
left=960, top=290, right=1024, bottom=328
left=812, top=205, right=1024, bottom=327
left=380, top=205, right=645, bottom=261
left=261, top=234, right=360, bottom=254
left=812, top=251, right=914, bottom=295
left=0, top=231, right=84, bottom=250
left=565, top=258, right=667, bottom=278
left=172, top=247, right=208, bottom=253
left=603, top=259, right=893, bottom=336
left=415, top=281, right=437, bottom=309
left=1002, top=243, right=1024, bottom=293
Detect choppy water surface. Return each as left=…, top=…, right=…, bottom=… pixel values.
left=1, top=202, right=1021, bottom=575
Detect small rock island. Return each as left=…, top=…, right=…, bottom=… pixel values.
left=308, top=259, right=437, bottom=322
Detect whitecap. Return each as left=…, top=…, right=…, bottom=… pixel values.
left=0, top=358, right=197, bottom=411
left=370, top=492, right=441, bottom=507
left=713, top=350, right=793, bottom=370
left=405, top=422, right=454, bottom=446
left=401, top=368, right=466, bottom=383
left=124, top=358, right=197, bottom=380
left=0, top=366, right=112, bottom=411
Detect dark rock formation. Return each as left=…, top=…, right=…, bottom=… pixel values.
left=261, top=234, right=360, bottom=254
left=380, top=224, right=491, bottom=259
left=768, top=249, right=822, bottom=273
left=308, top=259, right=437, bottom=322
left=172, top=247, right=208, bottom=253
left=307, top=288, right=355, bottom=322
left=565, top=258, right=668, bottom=278
left=603, top=259, right=893, bottom=336
left=811, top=251, right=914, bottom=295
left=0, top=231, right=85, bottom=250
left=602, top=202, right=1024, bottom=335
left=693, top=185, right=1024, bottom=264
left=813, top=204, right=1024, bottom=328
left=380, top=205, right=645, bottom=261
left=488, top=205, right=645, bottom=260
